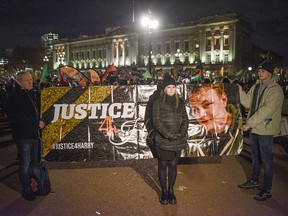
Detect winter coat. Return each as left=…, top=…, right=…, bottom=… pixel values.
left=239, top=77, right=284, bottom=135
left=152, top=93, right=189, bottom=151
left=6, top=84, right=41, bottom=139
left=144, top=89, right=161, bottom=158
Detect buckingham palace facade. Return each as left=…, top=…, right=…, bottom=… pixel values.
left=52, top=13, right=255, bottom=74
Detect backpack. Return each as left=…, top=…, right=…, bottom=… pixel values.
left=29, top=163, right=51, bottom=196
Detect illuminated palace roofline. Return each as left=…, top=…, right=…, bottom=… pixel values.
left=52, top=12, right=255, bottom=72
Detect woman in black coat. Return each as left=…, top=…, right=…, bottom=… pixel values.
left=152, top=76, right=189, bottom=205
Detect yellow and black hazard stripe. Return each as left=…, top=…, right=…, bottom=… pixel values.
left=41, top=86, right=117, bottom=157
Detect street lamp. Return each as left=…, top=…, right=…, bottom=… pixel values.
left=43, top=55, right=49, bottom=72
left=175, top=49, right=181, bottom=64
left=142, top=10, right=158, bottom=73
left=43, top=55, right=49, bottom=62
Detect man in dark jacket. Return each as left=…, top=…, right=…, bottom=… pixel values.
left=6, top=71, right=45, bottom=201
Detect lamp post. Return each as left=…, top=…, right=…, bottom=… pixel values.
left=176, top=49, right=181, bottom=64
left=43, top=55, right=49, bottom=63
left=43, top=55, right=49, bottom=70
left=142, top=10, right=158, bottom=73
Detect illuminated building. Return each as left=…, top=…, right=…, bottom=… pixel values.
left=51, top=13, right=274, bottom=74
left=42, top=33, right=59, bottom=71
left=41, top=33, right=59, bottom=53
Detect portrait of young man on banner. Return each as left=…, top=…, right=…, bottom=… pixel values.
left=187, top=83, right=243, bottom=156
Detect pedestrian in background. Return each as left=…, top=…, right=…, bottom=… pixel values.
left=237, top=61, right=284, bottom=201
left=6, top=71, right=45, bottom=201
left=152, top=76, right=189, bottom=205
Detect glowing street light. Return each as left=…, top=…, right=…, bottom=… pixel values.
left=175, top=49, right=182, bottom=64
left=43, top=55, right=49, bottom=62
left=142, top=10, right=158, bottom=73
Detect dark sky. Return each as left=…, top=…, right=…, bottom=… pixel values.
left=1, top=0, right=288, bottom=63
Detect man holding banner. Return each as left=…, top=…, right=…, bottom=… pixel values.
left=237, top=61, right=284, bottom=201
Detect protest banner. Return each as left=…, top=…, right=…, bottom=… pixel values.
left=41, top=83, right=243, bottom=161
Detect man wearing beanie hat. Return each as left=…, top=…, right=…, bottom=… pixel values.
left=257, top=61, right=274, bottom=74
left=237, top=61, right=284, bottom=201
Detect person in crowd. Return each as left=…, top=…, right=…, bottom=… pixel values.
left=221, top=77, right=230, bottom=83
left=203, top=78, right=211, bottom=83
left=107, top=71, right=119, bottom=85
left=188, top=83, right=242, bottom=155
left=6, top=71, right=45, bottom=201
left=237, top=61, right=284, bottom=201
left=152, top=76, right=189, bottom=205
left=39, top=76, right=53, bottom=90
left=51, top=77, right=60, bottom=86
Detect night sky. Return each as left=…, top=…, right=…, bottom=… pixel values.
left=1, top=0, right=288, bottom=63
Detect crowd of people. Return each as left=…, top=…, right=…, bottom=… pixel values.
left=0, top=60, right=286, bottom=203
left=1, top=64, right=287, bottom=120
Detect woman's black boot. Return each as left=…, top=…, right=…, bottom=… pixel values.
left=168, top=186, right=177, bottom=204
left=160, top=188, right=169, bottom=205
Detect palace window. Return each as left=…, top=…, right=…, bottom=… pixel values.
left=215, top=54, right=220, bottom=63
left=119, top=45, right=123, bottom=57
left=157, top=44, right=162, bottom=54
left=224, top=53, right=228, bottom=63
left=206, top=54, right=211, bottom=64
left=215, top=37, right=220, bottom=46
left=175, top=42, right=180, bottom=51
left=166, top=43, right=170, bottom=53
left=140, top=44, right=145, bottom=55
left=207, top=38, right=211, bottom=47
left=184, top=41, right=189, bottom=52
left=224, top=37, right=229, bottom=46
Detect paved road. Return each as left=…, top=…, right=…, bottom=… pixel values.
left=1, top=118, right=288, bottom=216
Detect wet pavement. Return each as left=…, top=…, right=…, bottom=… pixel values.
left=1, top=118, right=288, bottom=216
